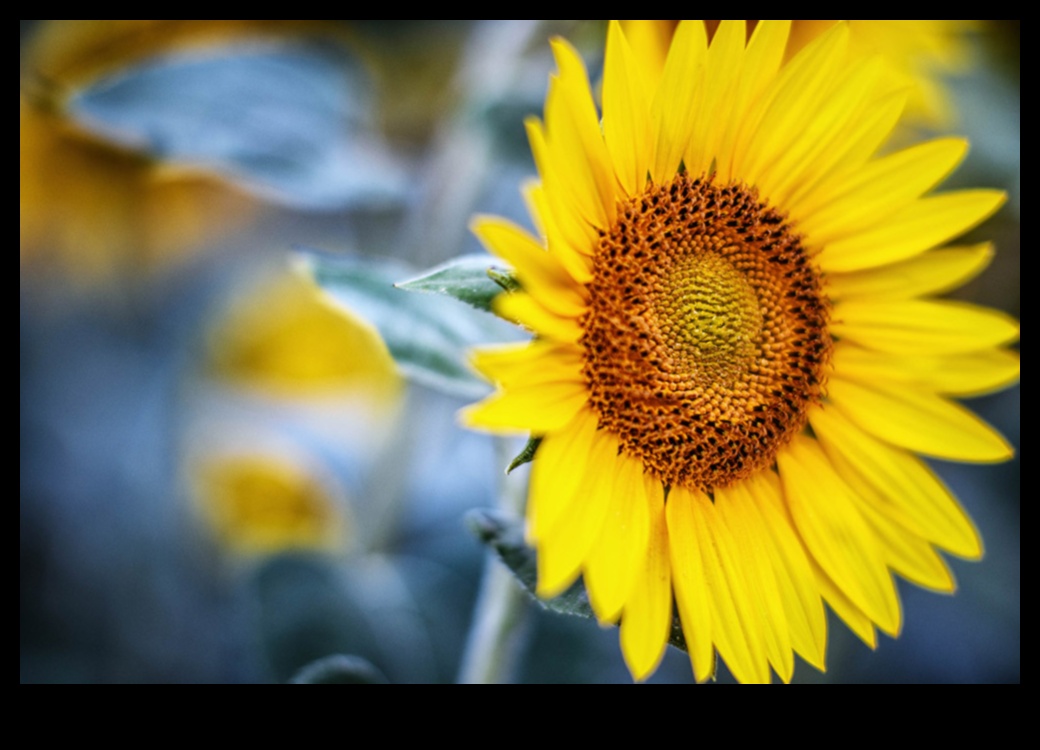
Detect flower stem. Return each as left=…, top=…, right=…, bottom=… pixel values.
left=457, top=438, right=531, bottom=683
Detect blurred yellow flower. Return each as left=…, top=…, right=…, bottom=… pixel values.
left=463, top=20, right=1016, bottom=683
left=19, top=21, right=345, bottom=285
left=20, top=95, right=257, bottom=284
left=192, top=453, right=348, bottom=556
left=193, top=266, right=404, bottom=559
left=788, top=20, right=977, bottom=130
left=206, top=268, right=403, bottom=403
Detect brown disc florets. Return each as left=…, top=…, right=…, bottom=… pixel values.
left=581, top=174, right=832, bottom=491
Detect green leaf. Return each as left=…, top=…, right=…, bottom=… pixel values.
left=466, top=508, right=689, bottom=652
left=394, top=254, right=515, bottom=312
left=506, top=436, right=542, bottom=474
left=300, top=250, right=521, bottom=398
left=289, top=654, right=388, bottom=684
left=487, top=267, right=521, bottom=293
left=72, top=43, right=407, bottom=211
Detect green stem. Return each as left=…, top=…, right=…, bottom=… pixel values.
left=457, top=438, right=531, bottom=683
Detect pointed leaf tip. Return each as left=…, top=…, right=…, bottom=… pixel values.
left=487, top=267, right=521, bottom=293
left=395, top=254, right=514, bottom=312
left=506, top=436, right=542, bottom=473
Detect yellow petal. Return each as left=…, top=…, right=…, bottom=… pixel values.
left=619, top=486, right=671, bottom=681
left=737, top=22, right=850, bottom=190
left=493, top=291, right=583, bottom=343
left=832, top=342, right=1021, bottom=397
left=520, top=180, right=594, bottom=284
left=583, top=453, right=653, bottom=623
left=832, top=299, right=1020, bottom=355
left=825, top=242, right=994, bottom=301
left=752, top=56, right=885, bottom=207
left=458, top=379, right=587, bottom=435
left=602, top=20, right=653, bottom=197
left=743, top=471, right=827, bottom=672
left=525, top=117, right=600, bottom=258
left=691, top=489, right=772, bottom=684
left=683, top=20, right=746, bottom=178
left=778, top=435, right=902, bottom=637
left=468, top=339, right=583, bottom=389
left=716, top=479, right=795, bottom=683
left=827, top=375, right=1014, bottom=463
left=470, top=215, right=587, bottom=318
left=811, top=556, right=878, bottom=649
left=800, top=138, right=969, bottom=245
left=650, top=20, right=708, bottom=182
left=526, top=407, right=601, bottom=543
left=865, top=513, right=955, bottom=593
left=619, top=20, right=673, bottom=89
left=715, top=20, right=791, bottom=182
left=784, top=89, right=906, bottom=217
left=738, top=20, right=791, bottom=106
left=809, top=404, right=983, bottom=558
left=825, top=449, right=956, bottom=593
left=545, top=38, right=616, bottom=229
left=667, top=485, right=715, bottom=682
left=535, top=426, right=619, bottom=597
left=521, top=178, right=548, bottom=239
left=818, top=189, right=1007, bottom=272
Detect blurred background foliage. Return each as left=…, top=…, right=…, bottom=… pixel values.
left=20, top=20, right=1019, bottom=683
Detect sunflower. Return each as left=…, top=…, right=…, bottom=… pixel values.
left=460, top=20, right=1018, bottom=683
left=19, top=21, right=268, bottom=285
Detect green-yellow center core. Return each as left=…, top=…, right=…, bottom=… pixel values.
left=655, top=252, right=762, bottom=388
left=581, top=174, right=832, bottom=491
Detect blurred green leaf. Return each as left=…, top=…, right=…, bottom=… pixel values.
left=71, top=44, right=406, bottom=210
left=289, top=654, right=388, bottom=684
left=301, top=250, right=520, bottom=398
left=254, top=554, right=373, bottom=683
left=466, top=508, right=688, bottom=652
left=394, top=254, right=513, bottom=312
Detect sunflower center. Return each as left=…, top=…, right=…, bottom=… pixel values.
left=581, top=174, right=832, bottom=491
left=655, top=252, right=762, bottom=386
